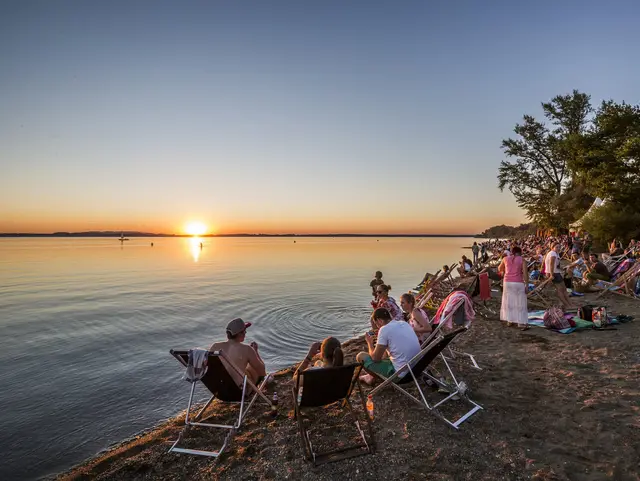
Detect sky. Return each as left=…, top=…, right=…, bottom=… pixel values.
left=1, top=0, right=639, bottom=235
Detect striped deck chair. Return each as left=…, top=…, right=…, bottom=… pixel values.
left=595, top=262, right=640, bottom=301
left=418, top=263, right=458, bottom=311
left=527, top=275, right=554, bottom=308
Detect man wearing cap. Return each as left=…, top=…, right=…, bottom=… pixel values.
left=209, top=318, right=266, bottom=387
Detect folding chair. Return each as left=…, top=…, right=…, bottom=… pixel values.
left=292, top=364, right=374, bottom=466
left=527, top=276, right=553, bottom=307
left=424, top=291, right=481, bottom=370
left=168, top=349, right=275, bottom=457
left=367, top=329, right=483, bottom=429
left=595, top=263, right=640, bottom=301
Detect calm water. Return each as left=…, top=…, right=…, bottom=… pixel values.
left=0, top=237, right=470, bottom=479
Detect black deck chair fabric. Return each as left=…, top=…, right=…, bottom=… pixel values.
left=292, top=363, right=375, bottom=466
left=168, top=349, right=274, bottom=457
left=395, top=332, right=459, bottom=385
left=367, top=329, right=482, bottom=429
left=173, top=350, right=244, bottom=401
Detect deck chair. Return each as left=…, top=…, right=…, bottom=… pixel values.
left=168, top=349, right=275, bottom=457
left=595, top=262, right=640, bottom=301
left=466, top=272, right=497, bottom=320
left=424, top=291, right=481, bottom=370
left=292, top=364, right=374, bottom=466
left=418, top=263, right=458, bottom=311
left=527, top=275, right=553, bottom=307
left=367, top=329, right=482, bottom=429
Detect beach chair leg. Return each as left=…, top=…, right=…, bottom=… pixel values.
left=292, top=387, right=312, bottom=461
left=194, top=394, right=216, bottom=421
left=184, top=382, right=197, bottom=425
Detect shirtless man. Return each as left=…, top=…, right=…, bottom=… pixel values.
left=209, top=318, right=266, bottom=387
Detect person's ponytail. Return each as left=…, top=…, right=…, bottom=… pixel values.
left=332, top=347, right=344, bottom=367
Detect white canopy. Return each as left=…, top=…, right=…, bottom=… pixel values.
left=570, top=197, right=605, bottom=230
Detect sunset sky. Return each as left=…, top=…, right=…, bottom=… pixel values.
left=1, top=1, right=639, bottom=234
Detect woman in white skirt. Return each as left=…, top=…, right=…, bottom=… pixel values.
left=498, top=246, right=529, bottom=331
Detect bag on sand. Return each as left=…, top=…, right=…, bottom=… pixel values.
left=578, top=305, right=593, bottom=322
left=543, top=307, right=571, bottom=330
left=592, top=307, right=609, bottom=328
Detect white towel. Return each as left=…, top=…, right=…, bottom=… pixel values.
left=183, top=348, right=209, bottom=382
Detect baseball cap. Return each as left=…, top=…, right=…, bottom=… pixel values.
left=226, top=317, right=252, bottom=336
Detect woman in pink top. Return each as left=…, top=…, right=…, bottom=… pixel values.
left=498, top=246, right=529, bottom=330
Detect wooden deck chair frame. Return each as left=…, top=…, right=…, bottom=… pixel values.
left=367, top=330, right=483, bottom=429
left=418, top=263, right=458, bottom=310
left=527, top=276, right=553, bottom=307
left=168, top=349, right=274, bottom=458
left=292, top=364, right=374, bottom=466
left=595, top=263, right=640, bottom=301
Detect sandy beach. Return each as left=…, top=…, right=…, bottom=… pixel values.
left=58, top=291, right=640, bottom=481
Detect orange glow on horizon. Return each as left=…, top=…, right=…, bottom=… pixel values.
left=184, top=222, right=208, bottom=236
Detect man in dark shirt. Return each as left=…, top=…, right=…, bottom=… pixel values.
left=586, top=254, right=611, bottom=282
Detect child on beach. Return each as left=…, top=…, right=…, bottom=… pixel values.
left=370, top=271, right=384, bottom=297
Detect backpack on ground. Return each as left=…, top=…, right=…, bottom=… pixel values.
left=543, top=307, right=571, bottom=330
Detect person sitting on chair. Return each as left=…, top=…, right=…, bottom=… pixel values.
left=457, top=255, right=474, bottom=277
left=370, top=284, right=403, bottom=328
left=209, top=318, right=267, bottom=387
left=400, top=292, right=431, bottom=343
left=585, top=253, right=611, bottom=283
left=293, top=337, right=343, bottom=377
left=357, top=308, right=420, bottom=384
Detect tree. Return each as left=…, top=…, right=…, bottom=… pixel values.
left=581, top=203, right=640, bottom=246
left=498, top=90, right=593, bottom=229
left=570, top=100, right=640, bottom=205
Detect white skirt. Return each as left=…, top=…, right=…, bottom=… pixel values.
left=500, top=281, right=528, bottom=325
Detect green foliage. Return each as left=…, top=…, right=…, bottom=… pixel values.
left=479, top=223, right=536, bottom=239
left=570, top=101, right=640, bottom=205
left=498, top=90, right=593, bottom=229
left=581, top=203, right=640, bottom=246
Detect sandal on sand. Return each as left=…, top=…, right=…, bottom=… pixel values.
left=520, top=326, right=530, bottom=331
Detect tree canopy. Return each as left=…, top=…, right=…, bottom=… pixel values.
left=498, top=90, right=593, bottom=230
left=498, top=90, right=640, bottom=243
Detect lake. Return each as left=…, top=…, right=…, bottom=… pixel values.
left=0, top=236, right=471, bottom=479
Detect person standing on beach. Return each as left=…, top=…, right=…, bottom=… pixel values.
left=370, top=271, right=384, bottom=297
left=472, top=242, right=480, bottom=265
left=498, top=246, right=529, bottom=330
left=545, top=244, right=573, bottom=309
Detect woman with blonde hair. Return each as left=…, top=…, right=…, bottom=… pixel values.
left=400, top=292, right=431, bottom=343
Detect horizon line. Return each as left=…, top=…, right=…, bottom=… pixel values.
left=0, top=231, right=481, bottom=238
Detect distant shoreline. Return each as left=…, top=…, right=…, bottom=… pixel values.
left=0, top=232, right=480, bottom=238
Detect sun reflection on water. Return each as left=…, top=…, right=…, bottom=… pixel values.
left=189, top=237, right=203, bottom=262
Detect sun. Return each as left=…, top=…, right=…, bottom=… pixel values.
left=185, top=221, right=208, bottom=236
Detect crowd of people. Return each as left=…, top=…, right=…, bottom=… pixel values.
left=207, top=234, right=639, bottom=391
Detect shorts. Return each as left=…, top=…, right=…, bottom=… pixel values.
left=552, top=273, right=564, bottom=284
left=587, top=272, right=610, bottom=282
left=362, top=356, right=395, bottom=378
